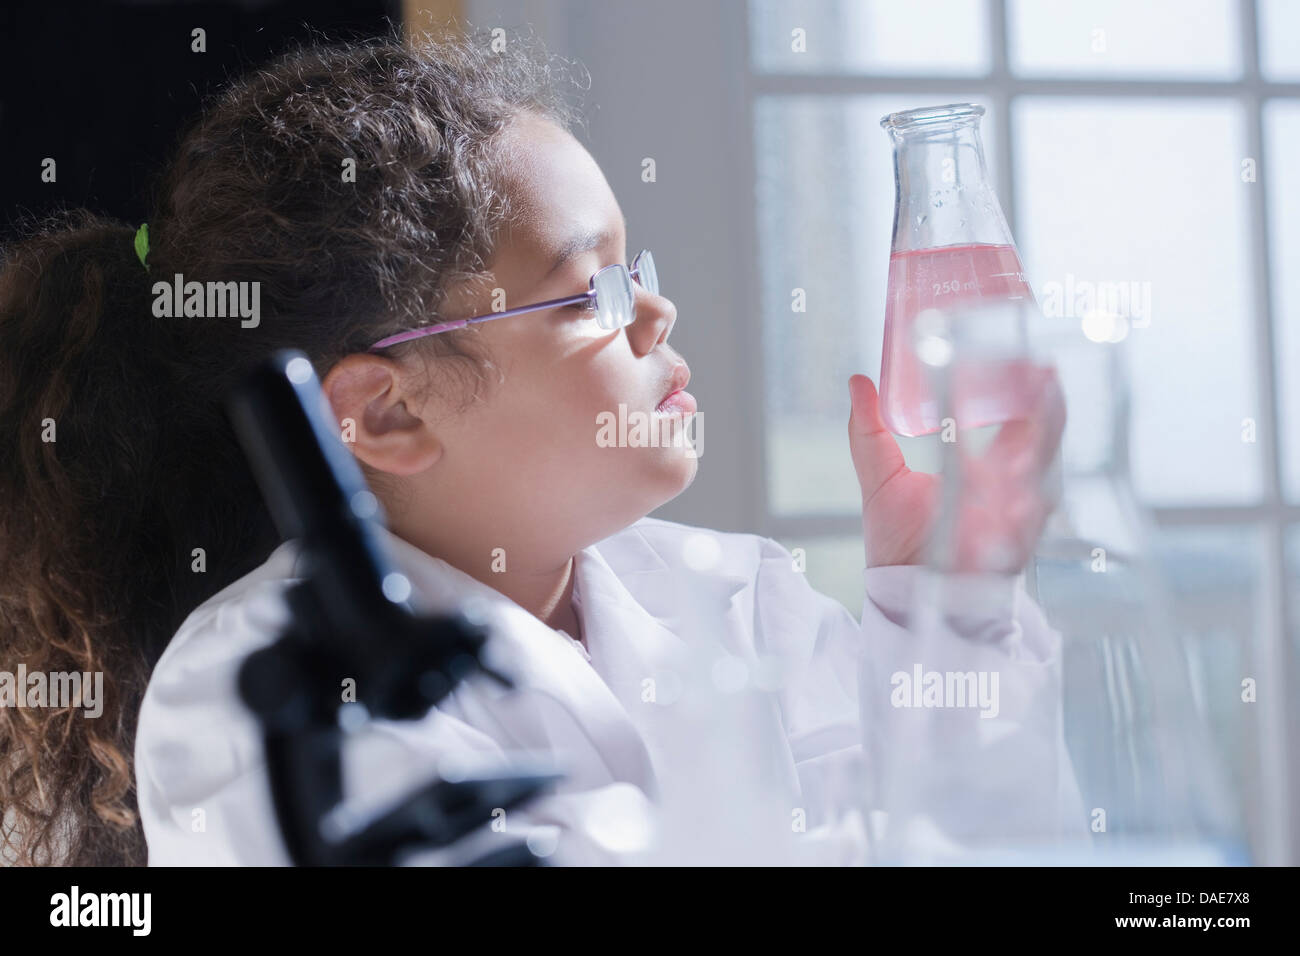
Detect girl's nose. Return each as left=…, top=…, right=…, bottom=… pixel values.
left=627, top=284, right=677, bottom=354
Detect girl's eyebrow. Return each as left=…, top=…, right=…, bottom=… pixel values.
left=546, top=214, right=629, bottom=277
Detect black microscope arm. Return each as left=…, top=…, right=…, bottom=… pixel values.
left=227, top=350, right=560, bottom=866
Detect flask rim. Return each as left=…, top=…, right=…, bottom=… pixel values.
left=880, top=102, right=985, bottom=132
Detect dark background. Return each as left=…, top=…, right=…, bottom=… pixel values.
left=0, top=0, right=401, bottom=234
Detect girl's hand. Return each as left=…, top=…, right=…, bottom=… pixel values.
left=847, top=373, right=1065, bottom=573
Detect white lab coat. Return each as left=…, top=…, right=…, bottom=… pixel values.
left=134, top=515, right=1084, bottom=866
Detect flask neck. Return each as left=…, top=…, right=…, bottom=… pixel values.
left=888, top=120, right=1014, bottom=253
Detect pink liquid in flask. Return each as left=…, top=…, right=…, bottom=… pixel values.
left=879, top=242, right=1037, bottom=437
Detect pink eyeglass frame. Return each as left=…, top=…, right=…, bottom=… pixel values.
left=368, top=249, right=655, bottom=351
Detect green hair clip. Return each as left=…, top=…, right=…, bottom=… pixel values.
left=134, top=223, right=150, bottom=270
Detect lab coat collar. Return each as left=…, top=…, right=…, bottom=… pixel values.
left=572, top=539, right=687, bottom=696
left=367, top=526, right=664, bottom=796
left=573, top=525, right=757, bottom=790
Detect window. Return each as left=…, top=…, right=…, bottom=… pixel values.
left=747, top=0, right=1296, bottom=864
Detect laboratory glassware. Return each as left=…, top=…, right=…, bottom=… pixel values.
left=879, top=103, right=1036, bottom=438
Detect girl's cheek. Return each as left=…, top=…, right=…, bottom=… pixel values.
left=567, top=320, right=619, bottom=341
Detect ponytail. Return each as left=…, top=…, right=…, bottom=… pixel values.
left=0, top=209, right=287, bottom=865
left=1, top=211, right=168, bottom=864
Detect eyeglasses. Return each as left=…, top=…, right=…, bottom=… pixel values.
left=368, top=249, right=659, bottom=351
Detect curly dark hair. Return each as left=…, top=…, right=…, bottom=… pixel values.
left=0, top=27, right=586, bottom=866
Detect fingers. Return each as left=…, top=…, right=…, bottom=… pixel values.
left=983, top=366, right=1066, bottom=475
left=945, top=368, right=1065, bottom=573
left=950, top=495, right=1045, bottom=573
left=848, top=374, right=909, bottom=504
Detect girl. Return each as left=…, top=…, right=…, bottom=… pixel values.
left=0, top=31, right=1072, bottom=867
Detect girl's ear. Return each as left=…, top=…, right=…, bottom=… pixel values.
left=321, top=354, right=442, bottom=476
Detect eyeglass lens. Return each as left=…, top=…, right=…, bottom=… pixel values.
left=593, top=251, right=658, bottom=331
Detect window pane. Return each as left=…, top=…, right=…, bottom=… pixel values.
left=1288, top=528, right=1300, bottom=738
left=1014, top=98, right=1261, bottom=505
left=749, top=0, right=990, bottom=76
left=1265, top=101, right=1300, bottom=503
left=1009, top=0, right=1241, bottom=79
left=1259, top=0, right=1300, bottom=81
left=755, top=94, right=998, bottom=515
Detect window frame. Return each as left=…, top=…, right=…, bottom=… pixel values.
left=742, top=0, right=1298, bottom=865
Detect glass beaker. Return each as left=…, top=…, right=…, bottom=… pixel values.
left=879, top=103, right=1036, bottom=438
left=1023, top=316, right=1249, bottom=864
left=861, top=299, right=1245, bottom=865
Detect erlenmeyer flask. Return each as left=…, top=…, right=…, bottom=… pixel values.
left=880, top=103, right=1036, bottom=438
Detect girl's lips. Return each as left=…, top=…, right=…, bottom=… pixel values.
left=655, top=389, right=697, bottom=415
